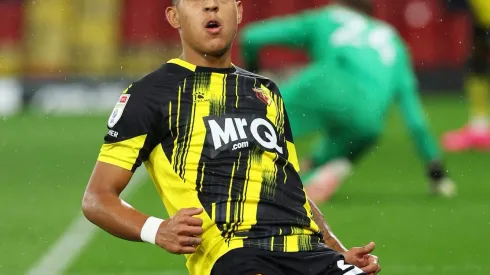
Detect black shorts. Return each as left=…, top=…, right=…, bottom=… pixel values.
left=211, top=247, right=367, bottom=275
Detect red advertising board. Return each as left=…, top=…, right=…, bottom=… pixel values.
left=0, top=0, right=22, bottom=43
left=0, top=0, right=471, bottom=70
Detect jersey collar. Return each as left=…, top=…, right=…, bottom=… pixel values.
left=168, top=58, right=236, bottom=74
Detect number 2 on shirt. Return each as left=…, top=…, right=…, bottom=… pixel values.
left=329, top=10, right=396, bottom=66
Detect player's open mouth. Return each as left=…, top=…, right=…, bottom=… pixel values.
left=205, top=20, right=222, bottom=34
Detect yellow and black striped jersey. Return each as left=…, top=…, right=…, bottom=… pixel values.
left=98, top=58, right=323, bottom=275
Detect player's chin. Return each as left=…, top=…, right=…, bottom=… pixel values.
left=203, top=42, right=231, bottom=57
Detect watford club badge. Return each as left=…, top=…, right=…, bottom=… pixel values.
left=253, top=88, right=273, bottom=106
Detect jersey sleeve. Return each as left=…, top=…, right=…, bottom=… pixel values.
left=240, top=9, right=319, bottom=70
left=395, top=39, right=441, bottom=163
left=97, top=82, right=163, bottom=172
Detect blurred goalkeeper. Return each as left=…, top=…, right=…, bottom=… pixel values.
left=240, top=0, right=456, bottom=203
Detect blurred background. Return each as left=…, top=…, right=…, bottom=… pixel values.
left=1, top=0, right=489, bottom=275
left=0, top=0, right=473, bottom=115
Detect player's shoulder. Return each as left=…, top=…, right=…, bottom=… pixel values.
left=326, top=4, right=363, bottom=20
left=234, top=66, right=267, bottom=79
left=130, top=62, right=190, bottom=92
left=372, top=18, right=402, bottom=39
left=121, top=62, right=192, bottom=107
left=370, top=18, right=407, bottom=49
left=234, top=66, right=280, bottom=91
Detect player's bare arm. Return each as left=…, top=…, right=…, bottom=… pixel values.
left=308, top=197, right=381, bottom=274
left=308, top=197, right=347, bottom=253
left=82, top=161, right=204, bottom=254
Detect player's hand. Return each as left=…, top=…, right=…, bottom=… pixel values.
left=155, top=207, right=204, bottom=254
left=341, top=242, right=381, bottom=274
left=427, top=161, right=456, bottom=197
left=430, top=177, right=457, bottom=197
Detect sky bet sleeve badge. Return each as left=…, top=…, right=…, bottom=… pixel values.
left=108, top=94, right=131, bottom=128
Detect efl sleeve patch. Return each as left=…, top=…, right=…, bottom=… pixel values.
left=101, top=82, right=164, bottom=171
left=108, top=94, right=131, bottom=128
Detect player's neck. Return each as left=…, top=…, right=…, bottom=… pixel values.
left=180, top=47, right=232, bottom=69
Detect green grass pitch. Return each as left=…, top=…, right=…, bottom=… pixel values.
left=0, top=95, right=488, bottom=274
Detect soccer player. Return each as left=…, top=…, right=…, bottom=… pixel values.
left=240, top=0, right=456, bottom=203
left=441, top=0, right=490, bottom=151
left=81, top=1, right=381, bottom=275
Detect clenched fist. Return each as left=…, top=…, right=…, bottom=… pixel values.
left=156, top=208, right=204, bottom=254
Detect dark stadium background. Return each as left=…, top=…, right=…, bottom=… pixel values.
left=0, top=0, right=488, bottom=274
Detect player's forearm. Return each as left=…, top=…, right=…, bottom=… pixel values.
left=406, top=123, right=440, bottom=164
left=407, top=125, right=448, bottom=180
left=240, top=26, right=261, bottom=70
left=240, top=17, right=307, bottom=69
left=417, top=133, right=440, bottom=164
left=398, top=84, right=441, bottom=164
left=241, top=14, right=309, bottom=48
left=308, top=197, right=347, bottom=253
left=82, top=191, right=148, bottom=242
